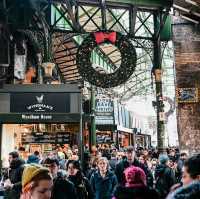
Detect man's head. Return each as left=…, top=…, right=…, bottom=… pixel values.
left=139, top=155, right=145, bottom=164
left=182, top=154, right=200, bottom=186
left=43, top=158, right=59, bottom=178
left=126, top=146, right=135, bottom=162
left=34, top=151, right=40, bottom=157
left=8, top=151, right=19, bottom=164
left=180, top=152, right=187, bottom=161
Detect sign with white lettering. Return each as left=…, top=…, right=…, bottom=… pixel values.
left=10, top=93, right=70, bottom=113
left=21, top=132, right=70, bottom=144
left=95, top=98, right=114, bottom=116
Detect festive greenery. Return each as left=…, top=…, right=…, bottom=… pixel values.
left=77, top=32, right=137, bottom=88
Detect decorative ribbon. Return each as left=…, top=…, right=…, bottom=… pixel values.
left=94, top=32, right=116, bottom=44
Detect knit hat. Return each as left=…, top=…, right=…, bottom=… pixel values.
left=124, top=166, right=146, bottom=186
left=22, top=164, right=49, bottom=188
left=159, top=154, right=169, bottom=165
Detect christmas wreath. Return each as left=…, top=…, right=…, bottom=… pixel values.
left=77, top=31, right=137, bottom=88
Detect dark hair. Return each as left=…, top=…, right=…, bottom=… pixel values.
left=180, top=152, right=187, bottom=157
left=34, top=151, right=40, bottom=156
left=184, top=154, right=200, bottom=179
left=9, top=151, right=19, bottom=159
left=66, top=160, right=81, bottom=170
left=43, top=158, right=59, bottom=166
left=126, top=146, right=134, bottom=153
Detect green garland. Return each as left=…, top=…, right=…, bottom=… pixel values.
left=77, top=32, right=137, bottom=88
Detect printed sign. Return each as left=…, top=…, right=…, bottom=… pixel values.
left=22, top=132, right=70, bottom=144
left=96, top=98, right=114, bottom=116
left=10, top=93, right=70, bottom=113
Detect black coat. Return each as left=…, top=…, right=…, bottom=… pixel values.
left=4, top=158, right=24, bottom=199
left=155, top=164, right=176, bottom=199
left=68, top=172, right=94, bottom=199
left=113, top=185, right=159, bottom=199
left=51, top=176, right=77, bottom=199
left=115, top=158, right=141, bottom=185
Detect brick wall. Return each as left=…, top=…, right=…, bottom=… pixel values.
left=173, top=16, right=200, bottom=154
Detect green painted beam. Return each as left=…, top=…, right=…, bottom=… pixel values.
left=107, top=0, right=172, bottom=8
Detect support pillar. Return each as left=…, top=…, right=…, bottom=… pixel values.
left=153, top=11, right=165, bottom=153
left=90, top=86, right=96, bottom=147
left=0, top=124, right=2, bottom=170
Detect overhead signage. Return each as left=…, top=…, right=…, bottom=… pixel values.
left=10, top=93, right=70, bottom=113
left=21, top=114, right=52, bottom=120
left=96, top=98, right=114, bottom=116
left=0, top=113, right=80, bottom=123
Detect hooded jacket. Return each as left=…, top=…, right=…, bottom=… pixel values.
left=155, top=164, right=176, bottom=198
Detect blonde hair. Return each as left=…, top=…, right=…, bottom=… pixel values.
left=98, top=157, right=109, bottom=169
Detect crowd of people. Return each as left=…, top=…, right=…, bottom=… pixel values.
left=0, top=145, right=200, bottom=199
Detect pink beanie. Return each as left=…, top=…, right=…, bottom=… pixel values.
left=124, top=166, right=146, bottom=186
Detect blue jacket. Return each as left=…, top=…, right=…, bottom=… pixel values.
left=90, top=170, right=118, bottom=199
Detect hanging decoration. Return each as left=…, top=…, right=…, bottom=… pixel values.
left=77, top=31, right=137, bottom=88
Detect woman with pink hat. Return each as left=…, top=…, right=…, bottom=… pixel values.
left=113, top=166, right=158, bottom=199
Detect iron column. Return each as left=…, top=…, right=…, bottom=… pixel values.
left=153, top=11, right=165, bottom=153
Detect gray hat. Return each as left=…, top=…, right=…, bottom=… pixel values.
left=159, top=154, right=169, bottom=164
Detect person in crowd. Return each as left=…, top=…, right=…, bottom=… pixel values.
left=43, top=158, right=77, bottom=199
left=20, top=164, right=53, bottom=199
left=181, top=153, right=200, bottom=186
left=83, top=152, right=91, bottom=178
left=4, top=151, right=25, bottom=199
left=109, top=151, right=118, bottom=171
left=87, top=157, right=99, bottom=180
left=155, top=154, right=176, bottom=199
left=138, top=155, right=154, bottom=188
left=176, top=152, right=188, bottom=182
left=90, top=157, right=118, bottom=199
left=148, top=158, right=158, bottom=184
left=167, top=154, right=200, bottom=199
left=142, top=149, right=150, bottom=161
left=27, top=151, right=40, bottom=164
left=115, top=146, right=141, bottom=185
left=67, top=160, right=94, bottom=199
left=152, top=149, right=159, bottom=159
left=113, top=166, right=159, bottom=199
left=168, top=149, right=178, bottom=163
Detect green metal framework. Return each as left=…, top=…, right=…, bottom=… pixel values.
left=0, top=0, right=175, bottom=99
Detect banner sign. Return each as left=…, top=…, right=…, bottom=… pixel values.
left=10, top=93, right=70, bottom=113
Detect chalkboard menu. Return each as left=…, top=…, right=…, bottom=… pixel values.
left=22, top=132, right=70, bottom=144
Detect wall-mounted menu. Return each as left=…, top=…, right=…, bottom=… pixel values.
left=22, top=132, right=70, bottom=144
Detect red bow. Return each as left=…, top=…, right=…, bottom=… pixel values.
left=94, top=32, right=116, bottom=44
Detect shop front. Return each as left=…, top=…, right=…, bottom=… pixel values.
left=0, top=84, right=81, bottom=167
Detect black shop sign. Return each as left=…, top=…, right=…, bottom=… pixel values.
left=10, top=93, right=70, bottom=113
left=22, top=132, right=70, bottom=144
